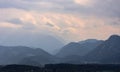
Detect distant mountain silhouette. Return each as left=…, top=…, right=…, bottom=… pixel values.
left=0, top=35, right=64, bottom=54
left=56, top=35, right=120, bottom=64
left=0, top=46, right=54, bottom=65
left=0, top=34, right=120, bottom=65
left=84, top=35, right=120, bottom=64
left=56, top=39, right=103, bottom=58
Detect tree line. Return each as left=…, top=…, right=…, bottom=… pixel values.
left=0, top=64, right=120, bottom=72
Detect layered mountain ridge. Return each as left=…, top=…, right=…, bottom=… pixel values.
left=0, top=35, right=120, bottom=65
left=56, top=39, right=103, bottom=57
left=84, top=35, right=120, bottom=64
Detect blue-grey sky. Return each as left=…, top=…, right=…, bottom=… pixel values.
left=0, top=0, right=120, bottom=52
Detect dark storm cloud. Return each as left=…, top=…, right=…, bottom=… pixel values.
left=0, top=0, right=80, bottom=12
left=5, top=18, right=36, bottom=30
left=92, top=0, right=120, bottom=17
left=0, top=0, right=120, bottom=18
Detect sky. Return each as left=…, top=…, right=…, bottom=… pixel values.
left=0, top=0, right=120, bottom=52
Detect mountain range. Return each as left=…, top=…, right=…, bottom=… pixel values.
left=84, top=35, right=120, bottom=64
left=0, top=35, right=64, bottom=54
left=0, top=46, right=54, bottom=66
left=56, top=39, right=103, bottom=58
left=0, top=35, right=120, bottom=65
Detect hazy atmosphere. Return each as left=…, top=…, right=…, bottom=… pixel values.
left=0, top=0, right=120, bottom=53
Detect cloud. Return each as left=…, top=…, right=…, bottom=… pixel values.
left=46, top=22, right=54, bottom=27
left=0, top=22, right=21, bottom=28
left=7, top=18, right=23, bottom=24
left=91, top=0, right=120, bottom=17
left=106, top=18, right=120, bottom=28
left=0, top=0, right=27, bottom=9
left=74, top=0, right=95, bottom=6
left=0, top=0, right=119, bottom=18
left=0, top=0, right=120, bottom=43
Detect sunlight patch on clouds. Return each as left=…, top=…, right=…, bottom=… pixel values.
left=20, top=13, right=37, bottom=25
left=74, top=0, right=95, bottom=6
left=0, top=22, right=22, bottom=28
left=0, top=8, right=120, bottom=42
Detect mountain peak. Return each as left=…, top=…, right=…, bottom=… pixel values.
left=84, top=34, right=120, bottom=64
left=109, top=35, right=120, bottom=39
left=108, top=35, right=120, bottom=41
